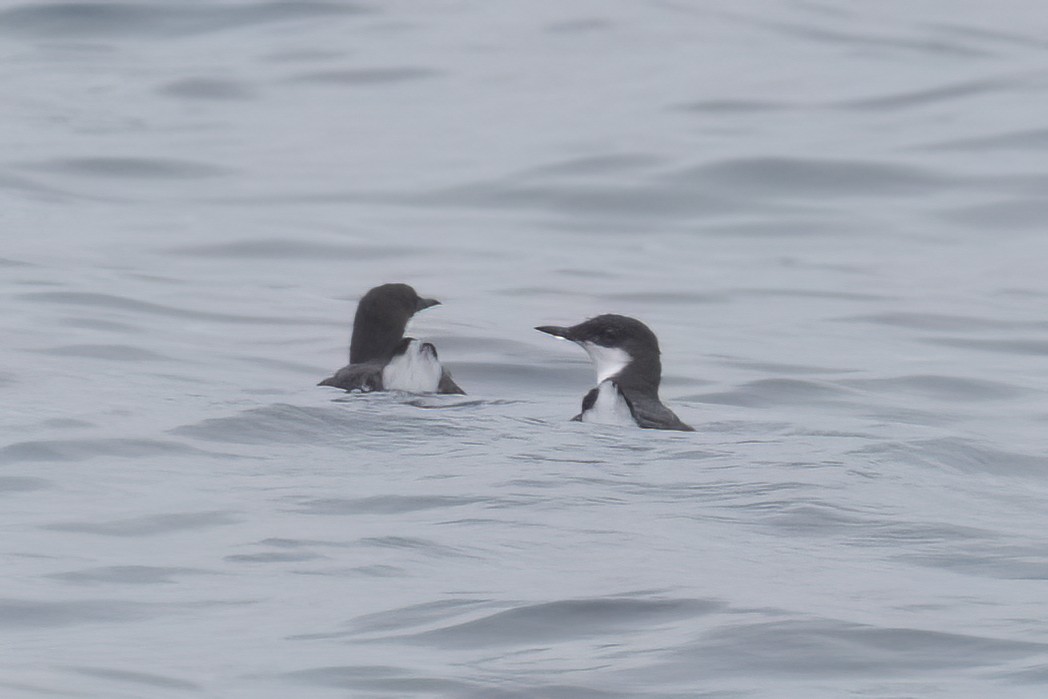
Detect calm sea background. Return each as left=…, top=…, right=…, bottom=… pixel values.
left=4, top=1, right=1048, bottom=697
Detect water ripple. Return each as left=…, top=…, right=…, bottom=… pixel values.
left=856, top=439, right=1048, bottom=478
left=395, top=597, right=721, bottom=648
left=833, top=78, right=1012, bottom=111
left=42, top=344, right=171, bottom=361
left=670, top=618, right=1048, bottom=677
left=745, top=17, right=992, bottom=58
left=281, top=666, right=479, bottom=695
left=842, top=375, right=1025, bottom=401
left=47, top=566, right=213, bottom=585
left=0, top=2, right=369, bottom=39
left=167, top=238, right=410, bottom=260
left=19, top=157, right=230, bottom=179
left=671, top=158, right=953, bottom=198
left=941, top=198, right=1048, bottom=230
left=294, top=495, right=484, bottom=515
left=924, top=128, right=1048, bottom=152
left=0, top=438, right=214, bottom=464
left=287, top=67, right=439, bottom=85
left=173, top=404, right=358, bottom=445
left=692, top=379, right=856, bottom=408
left=159, top=77, right=255, bottom=101
left=0, top=598, right=154, bottom=627
left=839, top=312, right=1028, bottom=332
left=43, top=511, right=240, bottom=537
left=925, top=337, right=1048, bottom=355
left=0, top=476, right=52, bottom=493
left=66, top=667, right=199, bottom=692
left=18, top=291, right=326, bottom=325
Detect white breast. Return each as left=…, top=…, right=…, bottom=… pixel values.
left=579, top=342, right=631, bottom=383
left=381, top=340, right=443, bottom=393
left=580, top=380, right=636, bottom=426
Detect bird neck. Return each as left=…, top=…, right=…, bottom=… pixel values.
left=612, top=353, right=662, bottom=396
left=349, top=307, right=408, bottom=364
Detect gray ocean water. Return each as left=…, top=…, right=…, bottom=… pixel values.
left=4, top=1, right=1048, bottom=696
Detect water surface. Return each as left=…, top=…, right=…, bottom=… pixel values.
left=3, top=1, right=1048, bottom=696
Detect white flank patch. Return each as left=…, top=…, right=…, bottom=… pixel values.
left=580, top=380, right=636, bottom=426
left=382, top=340, right=443, bottom=393
left=579, top=342, right=631, bottom=383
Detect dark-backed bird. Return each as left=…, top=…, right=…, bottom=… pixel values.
left=536, top=314, right=691, bottom=431
left=319, top=283, right=464, bottom=394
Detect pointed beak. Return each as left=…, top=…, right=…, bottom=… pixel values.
left=535, top=325, right=574, bottom=341
left=417, top=297, right=441, bottom=311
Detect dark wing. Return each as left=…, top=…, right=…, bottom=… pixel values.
left=437, top=368, right=466, bottom=395
left=571, top=387, right=600, bottom=422
left=619, top=387, right=694, bottom=431
left=318, top=362, right=384, bottom=392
